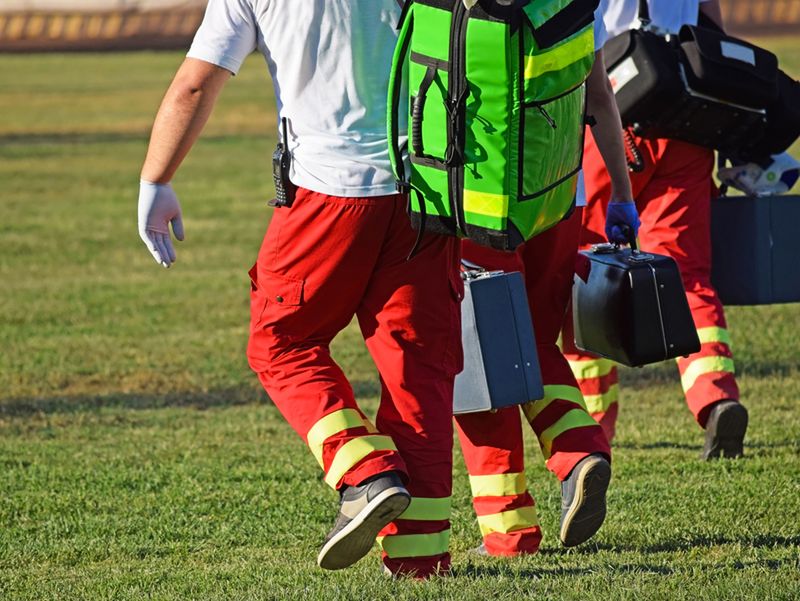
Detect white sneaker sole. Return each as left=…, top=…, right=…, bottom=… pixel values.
left=560, top=456, right=611, bottom=547
left=317, top=487, right=410, bottom=571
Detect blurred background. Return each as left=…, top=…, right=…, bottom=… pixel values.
left=1, top=2, right=799, bottom=599
left=1, top=0, right=799, bottom=51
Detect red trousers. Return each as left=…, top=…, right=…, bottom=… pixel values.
left=454, top=208, right=611, bottom=556
left=246, top=188, right=462, bottom=577
left=563, top=131, right=740, bottom=441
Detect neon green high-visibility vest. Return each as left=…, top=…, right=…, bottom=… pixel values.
left=388, top=0, right=598, bottom=251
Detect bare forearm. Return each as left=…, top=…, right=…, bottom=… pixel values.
left=585, top=52, right=633, bottom=201
left=141, top=58, right=231, bottom=184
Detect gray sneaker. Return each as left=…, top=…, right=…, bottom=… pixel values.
left=559, top=454, right=611, bottom=548
left=317, top=471, right=410, bottom=571
left=701, top=400, right=748, bottom=460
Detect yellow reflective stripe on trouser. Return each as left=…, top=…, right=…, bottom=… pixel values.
left=477, top=505, right=539, bottom=536
left=539, top=408, right=599, bottom=457
left=469, top=472, right=527, bottom=498
left=583, top=384, right=619, bottom=415
left=398, top=497, right=452, bottom=521
left=524, top=26, right=594, bottom=79
left=522, top=384, right=587, bottom=423
left=568, top=357, right=616, bottom=381
left=306, top=408, right=377, bottom=467
left=323, top=435, right=398, bottom=488
left=681, top=356, right=736, bottom=393
left=378, top=530, right=451, bottom=558
left=696, top=326, right=732, bottom=347
left=463, top=189, right=509, bottom=219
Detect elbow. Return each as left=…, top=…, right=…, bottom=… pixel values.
left=169, top=79, right=207, bottom=108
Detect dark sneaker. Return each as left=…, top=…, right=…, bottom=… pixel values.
left=317, top=471, right=410, bottom=571
left=701, top=400, right=748, bottom=460
left=559, top=454, right=611, bottom=547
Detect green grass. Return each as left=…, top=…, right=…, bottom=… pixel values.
left=2, top=44, right=800, bottom=600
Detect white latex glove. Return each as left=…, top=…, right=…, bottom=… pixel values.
left=138, top=180, right=184, bottom=268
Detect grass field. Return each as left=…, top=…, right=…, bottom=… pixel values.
left=2, top=40, right=800, bottom=600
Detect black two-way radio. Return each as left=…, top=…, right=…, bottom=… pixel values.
left=269, top=117, right=295, bottom=207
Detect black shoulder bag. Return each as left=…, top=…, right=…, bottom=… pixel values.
left=603, top=0, right=799, bottom=161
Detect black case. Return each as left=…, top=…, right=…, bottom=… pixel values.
left=604, top=28, right=769, bottom=156
left=572, top=244, right=700, bottom=367
left=711, top=195, right=800, bottom=305
left=453, top=270, right=544, bottom=415
left=678, top=25, right=779, bottom=109
left=738, top=70, right=800, bottom=161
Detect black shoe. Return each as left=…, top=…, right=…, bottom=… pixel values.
left=559, top=454, right=611, bottom=548
left=701, top=400, right=748, bottom=460
left=317, top=471, right=410, bottom=571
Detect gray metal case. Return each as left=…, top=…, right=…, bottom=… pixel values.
left=453, top=270, right=544, bottom=415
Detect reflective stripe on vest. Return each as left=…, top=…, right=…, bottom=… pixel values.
left=524, top=26, right=594, bottom=80
left=463, top=189, right=509, bottom=220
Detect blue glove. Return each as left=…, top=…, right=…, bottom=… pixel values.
left=605, top=201, right=641, bottom=245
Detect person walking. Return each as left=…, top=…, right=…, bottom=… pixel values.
left=454, top=0, right=640, bottom=556
left=136, top=0, right=461, bottom=578
left=563, top=0, right=748, bottom=459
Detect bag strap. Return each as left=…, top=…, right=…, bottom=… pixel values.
left=637, top=0, right=651, bottom=27
left=387, top=2, right=413, bottom=188
left=385, top=3, right=428, bottom=258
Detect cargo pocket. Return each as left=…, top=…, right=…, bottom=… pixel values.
left=260, top=270, right=304, bottom=313
left=249, top=266, right=304, bottom=330
left=246, top=267, right=305, bottom=374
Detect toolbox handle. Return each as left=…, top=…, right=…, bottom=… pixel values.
left=619, top=225, right=639, bottom=253
left=619, top=225, right=656, bottom=263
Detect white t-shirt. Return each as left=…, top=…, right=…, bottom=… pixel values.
left=187, top=0, right=404, bottom=198
left=603, top=0, right=710, bottom=37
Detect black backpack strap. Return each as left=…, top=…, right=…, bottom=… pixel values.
left=388, top=3, right=413, bottom=188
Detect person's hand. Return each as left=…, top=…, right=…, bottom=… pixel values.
left=605, top=200, right=640, bottom=245
left=138, top=180, right=184, bottom=268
